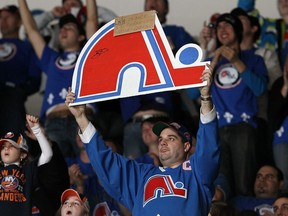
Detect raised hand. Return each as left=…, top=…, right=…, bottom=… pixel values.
left=200, top=63, right=213, bottom=97
left=26, top=114, right=39, bottom=129
left=65, top=88, right=90, bottom=132
left=65, top=88, right=86, bottom=119
left=199, top=21, right=213, bottom=49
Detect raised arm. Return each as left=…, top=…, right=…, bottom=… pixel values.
left=17, top=0, right=45, bottom=59
left=199, top=64, right=214, bottom=115
left=65, top=88, right=89, bottom=133
left=26, top=114, right=53, bottom=166
left=85, top=0, right=99, bottom=39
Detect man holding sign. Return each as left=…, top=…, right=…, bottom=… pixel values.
left=65, top=63, right=219, bottom=215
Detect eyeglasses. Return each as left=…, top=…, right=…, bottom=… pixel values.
left=63, top=200, right=82, bottom=207
left=273, top=203, right=288, bottom=213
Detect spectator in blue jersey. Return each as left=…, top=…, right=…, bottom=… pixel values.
left=17, top=0, right=98, bottom=161
left=0, top=115, right=53, bottom=215
left=207, top=12, right=268, bottom=197
left=0, top=5, right=42, bottom=135
left=65, top=64, right=219, bottom=215
left=230, top=165, right=284, bottom=214
left=144, top=0, right=197, bottom=54
left=268, top=57, right=288, bottom=192
left=137, top=115, right=231, bottom=202
left=237, top=0, right=288, bottom=70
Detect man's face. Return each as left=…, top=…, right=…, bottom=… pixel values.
left=157, top=128, right=189, bottom=168
left=58, top=22, right=84, bottom=50
left=273, top=197, right=288, bottom=216
left=254, top=166, right=282, bottom=198
left=278, top=0, right=288, bottom=18
left=0, top=10, right=21, bottom=38
left=144, top=0, right=168, bottom=24
left=216, top=21, right=238, bottom=46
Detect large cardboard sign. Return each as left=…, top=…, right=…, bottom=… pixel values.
left=70, top=11, right=209, bottom=105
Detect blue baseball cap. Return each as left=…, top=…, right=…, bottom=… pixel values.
left=152, top=122, right=192, bottom=144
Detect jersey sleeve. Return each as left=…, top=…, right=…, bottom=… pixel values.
left=81, top=123, right=148, bottom=210
left=191, top=107, right=220, bottom=186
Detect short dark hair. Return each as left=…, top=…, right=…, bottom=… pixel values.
left=257, top=164, right=284, bottom=182
left=0, top=5, right=20, bottom=19
left=215, top=13, right=243, bottom=48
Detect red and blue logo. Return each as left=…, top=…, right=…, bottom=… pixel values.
left=71, top=12, right=209, bottom=105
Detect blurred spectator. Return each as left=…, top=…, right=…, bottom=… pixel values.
left=25, top=123, right=70, bottom=216
left=231, top=7, right=282, bottom=167
left=199, top=12, right=220, bottom=59
left=0, top=114, right=53, bottom=215
left=0, top=5, right=42, bottom=134
left=144, top=0, right=197, bottom=54
left=18, top=0, right=98, bottom=161
left=32, top=0, right=117, bottom=51
left=120, top=92, right=174, bottom=159
left=272, top=192, right=288, bottom=216
left=208, top=12, right=268, bottom=196
left=67, top=134, right=131, bottom=216
left=209, top=201, right=238, bottom=216
left=268, top=57, right=288, bottom=192
left=237, top=0, right=288, bottom=69
left=135, top=116, right=170, bottom=166
left=230, top=165, right=284, bottom=214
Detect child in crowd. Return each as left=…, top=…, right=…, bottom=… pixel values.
left=0, top=114, right=53, bottom=215
left=56, top=188, right=89, bottom=216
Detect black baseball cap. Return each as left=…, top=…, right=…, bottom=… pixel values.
left=59, top=14, right=86, bottom=36
left=0, top=5, right=20, bottom=17
left=215, top=13, right=243, bottom=47
left=0, top=132, right=29, bottom=152
left=153, top=122, right=192, bottom=144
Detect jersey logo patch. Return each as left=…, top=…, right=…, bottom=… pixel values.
left=143, top=174, right=187, bottom=207
left=56, top=52, right=79, bottom=70
left=1, top=175, right=18, bottom=190
left=215, top=63, right=241, bottom=89
left=0, top=43, right=17, bottom=61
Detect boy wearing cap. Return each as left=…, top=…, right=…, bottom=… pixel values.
left=65, top=65, right=219, bottom=215
left=56, top=188, right=89, bottom=216
left=0, top=114, right=53, bottom=215
left=0, top=5, right=42, bottom=134
left=17, top=0, right=98, bottom=161
left=207, top=13, right=268, bottom=197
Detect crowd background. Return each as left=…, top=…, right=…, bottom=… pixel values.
left=0, top=0, right=280, bottom=117
left=1, top=0, right=288, bottom=215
